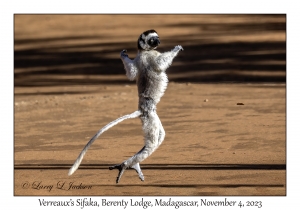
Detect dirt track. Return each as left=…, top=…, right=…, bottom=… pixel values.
left=14, top=14, right=286, bottom=196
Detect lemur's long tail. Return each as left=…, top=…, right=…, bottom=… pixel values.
left=68, top=110, right=141, bottom=176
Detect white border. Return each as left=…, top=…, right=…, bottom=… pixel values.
left=4, top=0, right=299, bottom=209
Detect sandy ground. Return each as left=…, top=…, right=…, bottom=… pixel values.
left=14, top=14, right=286, bottom=196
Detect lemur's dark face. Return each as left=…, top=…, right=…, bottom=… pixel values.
left=137, top=29, right=160, bottom=51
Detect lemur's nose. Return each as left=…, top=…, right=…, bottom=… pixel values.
left=153, top=38, right=160, bottom=45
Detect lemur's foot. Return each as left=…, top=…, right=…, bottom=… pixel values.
left=109, top=162, right=144, bottom=183
left=120, top=49, right=128, bottom=57
left=131, top=163, right=145, bottom=182
left=109, top=163, right=127, bottom=184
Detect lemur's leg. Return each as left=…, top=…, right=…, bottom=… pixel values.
left=129, top=124, right=164, bottom=182
left=129, top=121, right=163, bottom=179
left=109, top=111, right=163, bottom=183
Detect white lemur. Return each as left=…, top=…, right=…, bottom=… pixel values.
left=68, top=29, right=183, bottom=183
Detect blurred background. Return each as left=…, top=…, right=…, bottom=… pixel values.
left=14, top=14, right=286, bottom=87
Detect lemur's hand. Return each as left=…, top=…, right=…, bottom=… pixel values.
left=121, top=49, right=128, bottom=58
left=174, top=45, right=184, bottom=51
